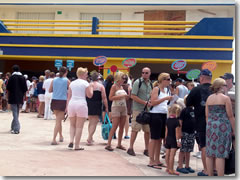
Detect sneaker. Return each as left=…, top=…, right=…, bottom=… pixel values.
left=176, top=167, right=189, bottom=174
left=185, top=167, right=195, bottom=173
left=124, top=136, right=130, bottom=139
left=11, top=130, right=19, bottom=134
left=196, top=152, right=202, bottom=159
left=143, top=149, right=149, bottom=157
left=127, top=148, right=136, bottom=156
left=197, top=171, right=208, bottom=176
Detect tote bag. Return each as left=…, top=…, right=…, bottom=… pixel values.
left=225, top=145, right=235, bottom=175
left=102, top=113, right=112, bottom=140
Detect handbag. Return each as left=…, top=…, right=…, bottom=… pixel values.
left=101, top=113, right=112, bottom=140
left=224, top=144, right=235, bottom=175
left=136, top=101, right=151, bottom=125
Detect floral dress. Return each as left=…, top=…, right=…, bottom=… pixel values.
left=206, top=105, right=232, bottom=158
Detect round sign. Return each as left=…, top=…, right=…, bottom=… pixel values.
left=110, top=65, right=118, bottom=72
left=186, top=69, right=201, bottom=80
left=122, top=58, right=136, bottom=68
left=171, top=60, right=187, bottom=71
left=93, top=56, right=107, bottom=66
left=202, top=61, right=217, bottom=71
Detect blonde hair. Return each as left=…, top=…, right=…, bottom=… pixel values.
left=76, top=67, right=88, bottom=77
left=168, top=104, right=182, bottom=117
left=158, top=73, right=170, bottom=83
left=39, top=75, right=44, bottom=82
left=210, top=78, right=226, bottom=93
left=114, top=71, right=124, bottom=82
left=153, top=80, right=159, bottom=87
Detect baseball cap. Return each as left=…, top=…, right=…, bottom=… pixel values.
left=220, top=73, right=234, bottom=80
left=200, top=69, right=212, bottom=77
left=175, top=78, right=183, bottom=83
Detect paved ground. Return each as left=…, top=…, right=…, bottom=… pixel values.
left=0, top=111, right=205, bottom=176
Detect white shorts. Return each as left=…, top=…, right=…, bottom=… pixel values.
left=38, top=94, right=45, bottom=102
left=68, top=100, right=88, bottom=118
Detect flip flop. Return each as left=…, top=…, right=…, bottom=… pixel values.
left=116, top=145, right=126, bottom=151
left=168, top=170, right=180, bottom=176
left=157, top=163, right=167, bottom=167
left=74, top=147, right=84, bottom=151
left=51, top=142, right=58, bottom=145
left=105, top=146, right=114, bottom=151
left=147, top=165, right=162, bottom=170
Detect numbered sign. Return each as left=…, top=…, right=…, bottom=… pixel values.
left=202, top=61, right=217, bottom=71
left=186, top=69, right=201, bottom=80
left=55, top=59, right=62, bottom=70
left=122, top=58, right=136, bottom=68
left=171, top=60, right=187, bottom=71
left=67, top=60, right=74, bottom=71
left=93, top=56, right=107, bottom=66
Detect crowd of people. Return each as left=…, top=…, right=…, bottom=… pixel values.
left=1, top=64, right=235, bottom=176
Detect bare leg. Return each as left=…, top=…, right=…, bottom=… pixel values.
left=117, top=115, right=126, bottom=147
left=206, top=156, right=214, bottom=176
left=185, top=152, right=190, bottom=168
left=169, top=148, right=177, bottom=172
left=144, top=132, right=150, bottom=151
left=165, top=149, right=170, bottom=172
left=148, top=139, right=156, bottom=165
left=154, top=139, right=161, bottom=164
left=216, top=158, right=225, bottom=176
left=129, top=131, right=138, bottom=150
left=124, top=115, right=129, bottom=137
left=69, top=117, right=76, bottom=143
left=178, top=151, right=184, bottom=168
left=87, top=115, right=99, bottom=143
left=74, top=117, right=85, bottom=149
left=107, top=117, right=120, bottom=147
left=52, top=110, right=64, bottom=144
left=201, top=147, right=208, bottom=174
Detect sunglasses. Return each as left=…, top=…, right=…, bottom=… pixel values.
left=223, top=84, right=227, bottom=87
left=142, top=72, right=149, bottom=74
left=164, top=78, right=171, bottom=81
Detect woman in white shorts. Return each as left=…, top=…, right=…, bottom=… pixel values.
left=67, top=67, right=93, bottom=150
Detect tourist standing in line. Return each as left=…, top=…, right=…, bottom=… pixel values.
left=105, top=71, right=128, bottom=151
left=205, top=78, right=235, bottom=176
left=43, top=72, right=55, bottom=120
left=6, top=65, right=27, bottom=134
left=86, top=71, right=108, bottom=145
left=36, top=75, right=45, bottom=118
left=67, top=67, right=93, bottom=150
left=49, top=66, right=70, bottom=145
left=127, top=67, right=153, bottom=156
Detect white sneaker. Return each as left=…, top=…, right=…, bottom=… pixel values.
left=193, top=151, right=201, bottom=158
left=196, top=152, right=202, bottom=159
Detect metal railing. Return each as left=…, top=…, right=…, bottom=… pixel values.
left=1, top=17, right=198, bottom=35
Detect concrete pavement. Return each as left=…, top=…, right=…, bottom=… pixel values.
left=0, top=111, right=204, bottom=176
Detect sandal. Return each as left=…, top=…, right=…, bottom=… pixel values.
left=51, top=141, right=58, bottom=145
left=168, top=170, right=180, bottom=176
left=74, top=147, right=84, bottom=151
left=59, top=137, right=64, bottom=142
left=147, top=165, right=162, bottom=170
left=105, top=146, right=114, bottom=151
left=86, top=139, right=93, bottom=146
left=116, top=145, right=126, bottom=151
left=157, top=163, right=167, bottom=167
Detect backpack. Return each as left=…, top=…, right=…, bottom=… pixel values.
left=199, top=85, right=212, bottom=107
left=138, top=78, right=153, bottom=90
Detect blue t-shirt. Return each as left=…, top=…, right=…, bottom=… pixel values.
left=52, top=77, right=68, bottom=100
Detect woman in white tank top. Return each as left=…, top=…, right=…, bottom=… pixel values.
left=147, top=73, right=173, bottom=169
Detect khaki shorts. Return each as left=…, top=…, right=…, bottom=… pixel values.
left=131, top=111, right=150, bottom=132
left=111, top=106, right=127, bottom=118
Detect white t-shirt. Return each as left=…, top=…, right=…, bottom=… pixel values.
left=69, top=79, right=89, bottom=103
left=26, top=80, right=31, bottom=97
left=43, top=78, right=53, bottom=94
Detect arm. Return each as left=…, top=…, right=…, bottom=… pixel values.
left=205, top=98, right=209, bottom=123
left=101, top=85, right=108, bottom=113
left=109, top=85, right=127, bottom=101
left=66, top=87, right=72, bottom=113
left=225, top=96, right=235, bottom=136
left=176, top=125, right=182, bottom=147
left=49, top=80, right=53, bottom=93
left=175, top=86, right=179, bottom=97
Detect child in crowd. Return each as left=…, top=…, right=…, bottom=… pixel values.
left=177, top=96, right=195, bottom=174
left=165, top=104, right=182, bottom=175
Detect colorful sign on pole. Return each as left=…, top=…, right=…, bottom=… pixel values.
left=55, top=59, right=62, bottom=70
left=122, top=58, right=137, bottom=68
left=93, top=56, right=107, bottom=66
left=202, top=61, right=217, bottom=71
left=171, top=60, right=187, bottom=71
left=67, top=60, right=74, bottom=71
left=186, top=69, right=201, bottom=80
